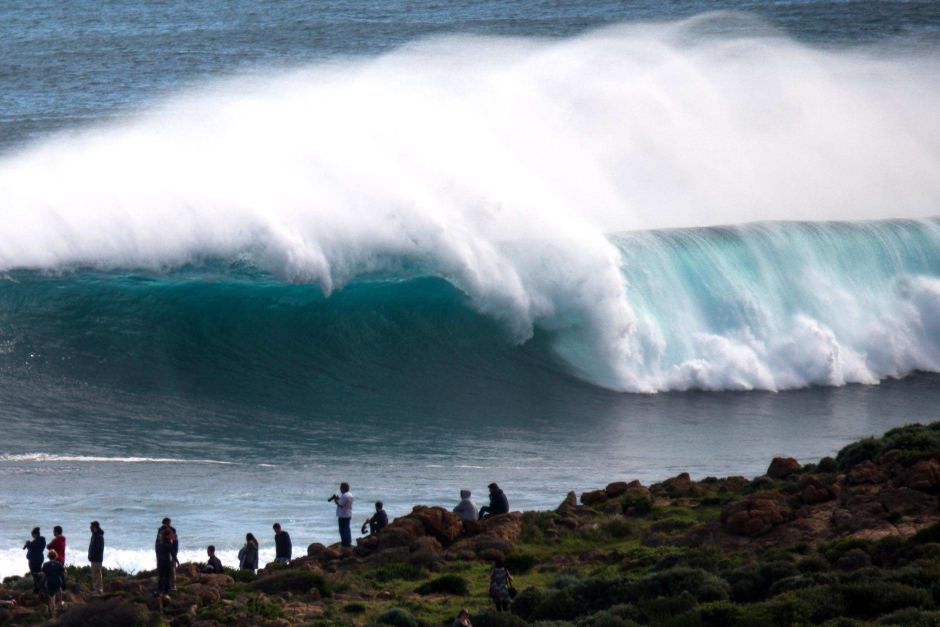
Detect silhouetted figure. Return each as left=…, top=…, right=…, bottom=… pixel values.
left=238, top=533, right=259, bottom=572
left=489, top=559, right=514, bottom=612
left=201, top=546, right=223, bottom=573
left=42, top=550, right=66, bottom=617
left=23, top=527, right=45, bottom=593
left=329, top=482, right=354, bottom=547
left=361, top=501, right=389, bottom=535
left=453, top=490, right=478, bottom=522
left=155, top=522, right=176, bottom=594
left=273, top=523, right=292, bottom=564
left=88, top=521, right=104, bottom=593
left=478, top=483, right=509, bottom=520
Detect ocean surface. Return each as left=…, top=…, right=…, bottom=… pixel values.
left=2, top=0, right=940, bottom=578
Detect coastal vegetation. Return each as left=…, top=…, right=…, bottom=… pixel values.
left=3, top=422, right=940, bottom=626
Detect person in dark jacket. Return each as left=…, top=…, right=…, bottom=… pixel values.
left=201, top=546, right=223, bottom=573
left=272, top=523, right=292, bottom=564
left=478, top=483, right=509, bottom=520
left=155, top=518, right=179, bottom=592
left=23, top=527, right=46, bottom=593
left=238, top=533, right=259, bottom=572
left=88, top=521, right=104, bottom=593
left=41, top=550, right=66, bottom=617
left=154, top=521, right=177, bottom=595
left=361, top=501, right=389, bottom=536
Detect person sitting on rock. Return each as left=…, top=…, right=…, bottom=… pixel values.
left=200, top=545, right=223, bottom=573
left=478, top=483, right=509, bottom=520
left=361, top=501, right=389, bottom=535
left=452, top=608, right=473, bottom=626
left=453, top=489, right=478, bottom=522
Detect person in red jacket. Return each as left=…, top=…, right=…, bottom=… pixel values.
left=47, top=526, right=66, bottom=564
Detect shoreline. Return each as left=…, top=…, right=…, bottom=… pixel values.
left=3, top=421, right=940, bottom=625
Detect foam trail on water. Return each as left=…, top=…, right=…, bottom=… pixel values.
left=0, top=454, right=236, bottom=465
left=1, top=15, right=939, bottom=391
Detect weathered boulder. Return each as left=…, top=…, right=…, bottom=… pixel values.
left=407, top=536, right=443, bottom=566
left=655, top=473, right=695, bottom=497
left=722, top=493, right=789, bottom=537
left=605, top=481, right=629, bottom=498
left=557, top=491, right=578, bottom=513
left=479, top=512, right=523, bottom=542
left=306, top=543, right=342, bottom=562
left=580, top=489, right=607, bottom=506
left=767, top=457, right=802, bottom=479
left=799, top=476, right=836, bottom=504
left=446, top=533, right=514, bottom=562
left=408, top=506, right=464, bottom=546
left=900, top=459, right=940, bottom=492
left=846, top=460, right=885, bottom=485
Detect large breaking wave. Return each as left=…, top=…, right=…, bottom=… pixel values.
left=1, top=15, right=940, bottom=394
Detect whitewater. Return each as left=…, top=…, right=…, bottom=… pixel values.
left=1, top=15, right=940, bottom=395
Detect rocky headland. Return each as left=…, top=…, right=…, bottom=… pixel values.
left=4, top=422, right=940, bottom=626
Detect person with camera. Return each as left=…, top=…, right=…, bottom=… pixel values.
left=23, top=527, right=46, bottom=594
left=361, top=501, right=388, bottom=536
left=328, top=482, right=354, bottom=547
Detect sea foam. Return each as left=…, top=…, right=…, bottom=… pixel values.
left=1, top=15, right=939, bottom=392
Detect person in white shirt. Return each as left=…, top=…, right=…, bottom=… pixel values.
left=330, top=482, right=354, bottom=547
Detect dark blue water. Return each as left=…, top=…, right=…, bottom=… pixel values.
left=1, top=0, right=940, bottom=577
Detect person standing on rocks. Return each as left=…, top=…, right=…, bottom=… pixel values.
left=478, top=483, right=509, bottom=520
left=155, top=518, right=180, bottom=592
left=23, top=527, right=46, bottom=593
left=238, top=533, right=259, bottom=572
left=273, top=523, right=292, bottom=564
left=154, top=522, right=176, bottom=595
left=361, top=501, right=389, bottom=536
left=47, top=526, right=66, bottom=564
left=330, top=482, right=354, bottom=547
left=41, top=549, right=66, bottom=617
left=87, top=521, right=104, bottom=594
left=453, top=490, right=478, bottom=522
left=488, top=559, right=514, bottom=612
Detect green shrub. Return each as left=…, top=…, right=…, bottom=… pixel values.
left=837, top=437, right=883, bottom=470
left=882, top=424, right=940, bottom=453
left=226, top=566, right=256, bottom=583
left=575, top=609, right=639, bottom=627
left=725, top=561, right=799, bottom=602
left=366, top=562, right=424, bottom=582
left=622, top=491, right=653, bottom=516
left=822, top=538, right=874, bottom=566
left=246, top=595, right=286, bottom=619
left=691, top=600, right=742, bottom=627
left=768, top=573, right=837, bottom=596
left=414, top=573, right=469, bottom=596
left=56, top=598, right=148, bottom=627
left=344, top=602, right=367, bottom=614
left=637, top=591, right=697, bottom=623
left=912, top=523, right=940, bottom=545
left=602, top=517, right=634, bottom=539
left=511, top=586, right=547, bottom=620
left=818, top=456, right=838, bottom=472
left=252, top=569, right=331, bottom=597
left=876, top=608, right=940, bottom=625
left=639, top=566, right=729, bottom=602
left=473, top=609, right=528, bottom=627
left=374, top=607, right=419, bottom=627
left=839, top=581, right=932, bottom=619
left=799, top=554, right=831, bottom=573
left=532, top=588, right=581, bottom=621
left=505, top=551, right=540, bottom=574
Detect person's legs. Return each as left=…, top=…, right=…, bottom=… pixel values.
left=91, top=561, right=103, bottom=592
left=169, top=561, right=177, bottom=591
left=478, top=506, right=491, bottom=520
left=339, top=518, right=352, bottom=547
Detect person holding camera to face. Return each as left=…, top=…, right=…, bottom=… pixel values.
left=328, top=482, right=354, bottom=547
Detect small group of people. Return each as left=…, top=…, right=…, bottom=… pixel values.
left=22, top=522, right=103, bottom=617
left=20, top=480, right=513, bottom=616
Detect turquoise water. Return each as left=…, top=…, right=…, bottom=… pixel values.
left=1, top=0, right=940, bottom=577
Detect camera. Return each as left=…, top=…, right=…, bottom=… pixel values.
left=327, top=494, right=338, bottom=503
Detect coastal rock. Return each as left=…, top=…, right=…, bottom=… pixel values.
left=900, top=459, right=940, bottom=492
left=580, top=489, right=607, bottom=506
left=480, top=512, right=523, bottom=542
left=878, top=486, right=937, bottom=517
left=846, top=460, right=885, bottom=485
left=408, top=506, right=463, bottom=546
left=605, top=481, right=629, bottom=498
left=306, top=543, right=342, bottom=562
left=767, top=457, right=802, bottom=479
left=407, top=536, right=443, bottom=566
left=721, top=493, right=789, bottom=537
left=557, top=491, right=578, bottom=513
left=799, top=476, right=835, bottom=504
left=655, top=472, right=695, bottom=497
left=445, top=533, right=514, bottom=562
